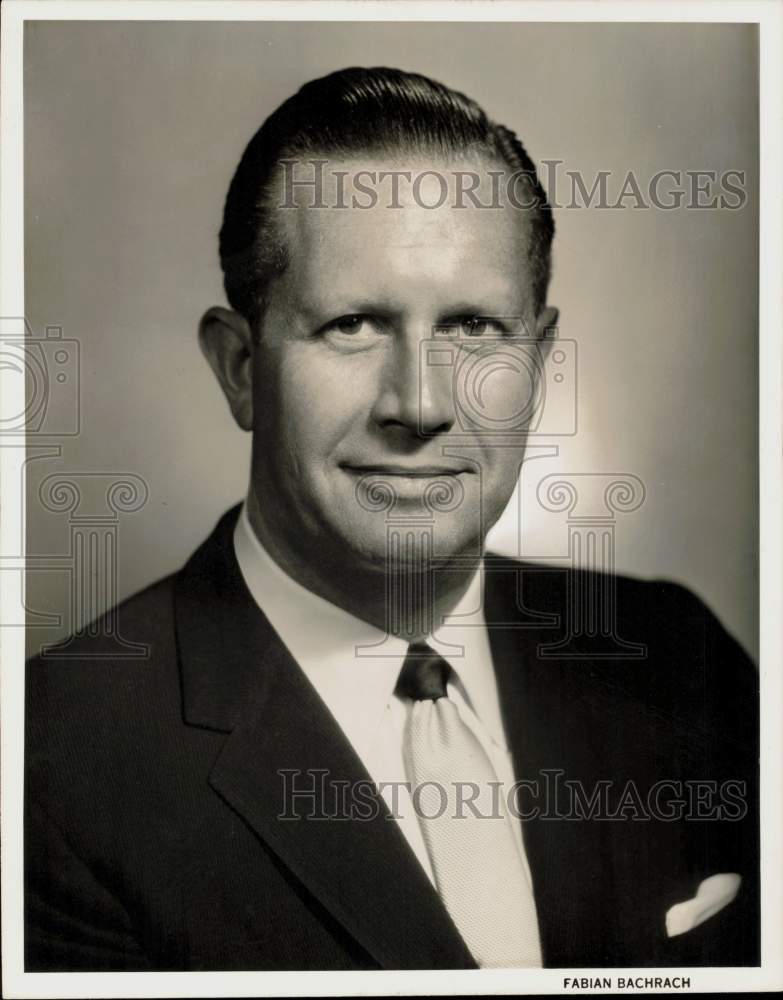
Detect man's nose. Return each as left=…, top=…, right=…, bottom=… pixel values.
left=371, top=331, right=456, bottom=437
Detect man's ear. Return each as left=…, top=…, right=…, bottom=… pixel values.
left=198, top=306, right=255, bottom=431
left=534, top=305, right=560, bottom=359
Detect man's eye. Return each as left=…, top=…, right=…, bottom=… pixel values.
left=459, top=317, right=501, bottom=337
left=326, top=315, right=370, bottom=336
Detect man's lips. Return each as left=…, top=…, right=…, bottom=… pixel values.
left=340, top=464, right=473, bottom=478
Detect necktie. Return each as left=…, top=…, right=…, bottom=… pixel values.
left=396, top=642, right=543, bottom=968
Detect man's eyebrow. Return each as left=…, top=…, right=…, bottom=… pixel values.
left=294, top=297, right=403, bottom=322
left=438, top=302, right=519, bottom=318
left=295, top=291, right=523, bottom=317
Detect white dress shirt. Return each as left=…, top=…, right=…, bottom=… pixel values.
left=233, top=504, right=534, bottom=889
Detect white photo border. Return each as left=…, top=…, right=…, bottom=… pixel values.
left=1, top=1, right=781, bottom=996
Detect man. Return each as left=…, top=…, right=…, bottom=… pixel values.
left=25, top=67, right=759, bottom=971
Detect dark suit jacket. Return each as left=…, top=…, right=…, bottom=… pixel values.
left=25, top=505, right=759, bottom=971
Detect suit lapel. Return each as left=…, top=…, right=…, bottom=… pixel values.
left=484, top=557, right=618, bottom=966
left=174, top=507, right=476, bottom=970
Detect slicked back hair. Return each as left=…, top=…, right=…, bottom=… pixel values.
left=219, top=66, right=555, bottom=329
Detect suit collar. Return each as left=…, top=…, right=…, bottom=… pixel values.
left=233, top=502, right=506, bottom=756
left=173, top=506, right=476, bottom=969
left=174, top=504, right=268, bottom=732
left=233, top=501, right=408, bottom=765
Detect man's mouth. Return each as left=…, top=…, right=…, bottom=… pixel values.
left=340, top=464, right=472, bottom=479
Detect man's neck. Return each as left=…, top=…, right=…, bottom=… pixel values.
left=243, top=493, right=482, bottom=642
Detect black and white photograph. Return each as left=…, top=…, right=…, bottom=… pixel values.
left=1, top=1, right=781, bottom=997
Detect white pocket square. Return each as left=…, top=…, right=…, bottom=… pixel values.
left=665, top=872, right=741, bottom=938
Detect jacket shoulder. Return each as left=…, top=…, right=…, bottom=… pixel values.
left=484, top=554, right=757, bottom=750
left=25, top=573, right=180, bottom=744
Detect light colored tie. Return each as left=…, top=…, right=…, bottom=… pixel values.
left=396, top=642, right=543, bottom=968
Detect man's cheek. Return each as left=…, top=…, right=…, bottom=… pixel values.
left=283, top=391, right=357, bottom=469
left=292, top=370, right=371, bottom=437
left=474, top=451, right=522, bottom=522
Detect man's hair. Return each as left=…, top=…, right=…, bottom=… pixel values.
left=219, top=66, right=555, bottom=329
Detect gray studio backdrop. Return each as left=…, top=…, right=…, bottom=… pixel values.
left=23, top=20, right=758, bottom=659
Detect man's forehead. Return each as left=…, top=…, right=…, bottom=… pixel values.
left=273, top=154, right=534, bottom=258
left=277, top=153, right=531, bottom=208
left=259, top=155, right=538, bottom=324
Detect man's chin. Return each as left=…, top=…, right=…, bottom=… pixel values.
left=327, top=517, right=485, bottom=572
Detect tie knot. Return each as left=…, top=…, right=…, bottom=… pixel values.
left=396, top=643, right=451, bottom=701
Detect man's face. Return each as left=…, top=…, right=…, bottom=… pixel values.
left=248, top=157, right=552, bottom=571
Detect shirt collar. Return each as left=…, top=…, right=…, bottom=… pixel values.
left=233, top=504, right=507, bottom=759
